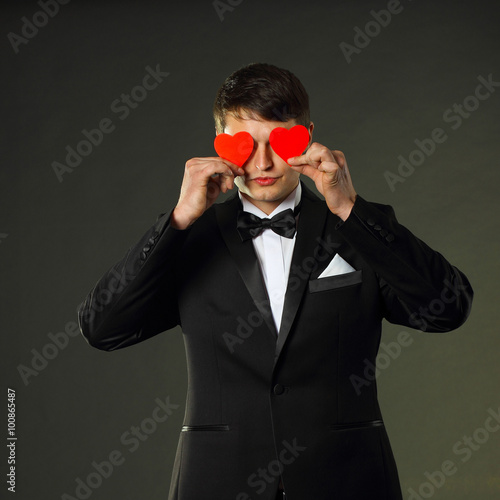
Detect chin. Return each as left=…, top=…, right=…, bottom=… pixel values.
left=248, top=185, right=282, bottom=200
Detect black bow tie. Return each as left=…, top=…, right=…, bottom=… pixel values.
left=236, top=204, right=301, bottom=241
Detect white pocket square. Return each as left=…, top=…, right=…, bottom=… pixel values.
left=318, top=254, right=356, bottom=278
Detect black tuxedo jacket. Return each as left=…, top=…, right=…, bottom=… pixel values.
left=78, top=181, right=473, bottom=500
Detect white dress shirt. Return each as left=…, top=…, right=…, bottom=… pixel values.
left=238, top=182, right=302, bottom=333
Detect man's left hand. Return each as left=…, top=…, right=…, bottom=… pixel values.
left=288, top=143, right=357, bottom=221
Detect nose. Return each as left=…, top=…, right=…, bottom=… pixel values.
left=251, top=142, right=273, bottom=171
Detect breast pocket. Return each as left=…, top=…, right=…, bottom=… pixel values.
left=308, top=270, right=363, bottom=293
left=181, top=424, right=230, bottom=432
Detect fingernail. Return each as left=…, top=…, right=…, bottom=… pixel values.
left=238, top=168, right=244, bottom=175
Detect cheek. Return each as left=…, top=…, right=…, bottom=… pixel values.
left=272, top=156, right=294, bottom=175
left=282, top=166, right=300, bottom=182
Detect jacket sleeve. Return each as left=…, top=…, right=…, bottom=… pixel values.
left=335, top=196, right=473, bottom=332
left=78, top=209, right=191, bottom=351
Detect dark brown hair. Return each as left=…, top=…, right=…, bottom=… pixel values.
left=213, top=63, right=310, bottom=133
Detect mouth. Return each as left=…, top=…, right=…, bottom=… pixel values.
left=252, top=177, right=278, bottom=186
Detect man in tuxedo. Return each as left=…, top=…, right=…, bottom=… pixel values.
left=78, top=63, right=473, bottom=500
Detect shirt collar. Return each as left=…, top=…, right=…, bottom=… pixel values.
left=238, top=181, right=302, bottom=218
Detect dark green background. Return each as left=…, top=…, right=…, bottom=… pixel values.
left=2, top=0, right=499, bottom=498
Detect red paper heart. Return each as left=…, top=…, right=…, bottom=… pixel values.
left=214, top=131, right=254, bottom=167
left=269, top=125, right=310, bottom=163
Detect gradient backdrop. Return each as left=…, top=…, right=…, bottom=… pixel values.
left=2, top=0, right=499, bottom=499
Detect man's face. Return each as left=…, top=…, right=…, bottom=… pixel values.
left=221, top=111, right=313, bottom=215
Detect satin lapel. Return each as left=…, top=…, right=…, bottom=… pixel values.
left=275, top=182, right=335, bottom=359
left=214, top=195, right=277, bottom=337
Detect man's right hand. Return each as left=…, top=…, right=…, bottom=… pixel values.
left=170, top=157, right=244, bottom=230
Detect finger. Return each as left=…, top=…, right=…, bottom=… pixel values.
left=191, top=157, right=245, bottom=177
left=288, top=162, right=321, bottom=180
left=200, top=161, right=236, bottom=182
left=221, top=160, right=245, bottom=177
left=207, top=177, right=221, bottom=200
left=221, top=170, right=236, bottom=193
left=208, top=172, right=234, bottom=194
left=288, top=144, right=335, bottom=167
left=317, top=161, right=339, bottom=175
left=331, top=150, right=346, bottom=169
left=313, top=163, right=340, bottom=184
left=211, top=156, right=245, bottom=176
left=220, top=173, right=234, bottom=193
left=287, top=154, right=313, bottom=166
left=209, top=171, right=233, bottom=196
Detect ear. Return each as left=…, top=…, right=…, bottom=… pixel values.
left=307, top=122, right=314, bottom=147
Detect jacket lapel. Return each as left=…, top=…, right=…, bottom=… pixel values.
left=214, top=194, right=278, bottom=337
left=275, top=182, right=333, bottom=359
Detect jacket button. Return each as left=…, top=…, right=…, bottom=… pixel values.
left=374, top=224, right=382, bottom=231
left=386, top=234, right=395, bottom=242
left=379, top=229, right=388, bottom=237
left=151, top=231, right=160, bottom=240
left=273, top=384, right=285, bottom=395
left=367, top=218, right=375, bottom=226
left=140, top=251, right=147, bottom=260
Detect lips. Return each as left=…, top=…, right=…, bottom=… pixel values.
left=253, top=177, right=278, bottom=186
